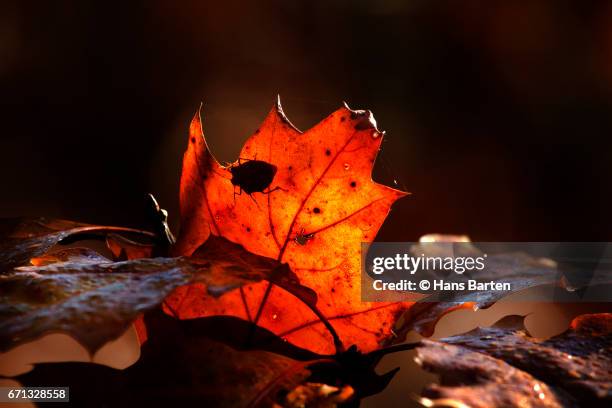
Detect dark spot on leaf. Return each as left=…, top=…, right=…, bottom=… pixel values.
left=190, top=137, right=196, bottom=143
left=350, top=181, right=357, bottom=188
left=313, top=207, right=321, bottom=214
left=325, top=149, right=331, bottom=156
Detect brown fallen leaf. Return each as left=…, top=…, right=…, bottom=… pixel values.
left=439, top=313, right=612, bottom=406
left=416, top=313, right=612, bottom=407
left=30, top=247, right=111, bottom=266
left=0, top=236, right=311, bottom=355
left=0, top=217, right=155, bottom=272
left=0, top=257, right=190, bottom=354
left=169, top=100, right=410, bottom=354
left=192, top=236, right=319, bottom=311
left=416, top=340, right=571, bottom=408
left=104, top=230, right=157, bottom=343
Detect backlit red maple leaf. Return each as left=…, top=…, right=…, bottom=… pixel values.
left=167, top=99, right=412, bottom=354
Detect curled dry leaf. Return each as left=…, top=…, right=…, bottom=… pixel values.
left=0, top=217, right=155, bottom=273
left=0, top=236, right=308, bottom=354
left=440, top=313, right=612, bottom=406
left=416, top=313, right=612, bottom=407
left=30, top=247, right=111, bottom=266
left=103, top=233, right=157, bottom=344
left=191, top=236, right=318, bottom=306
left=169, top=99, right=409, bottom=354
left=0, top=257, right=189, bottom=354
left=416, top=340, right=570, bottom=408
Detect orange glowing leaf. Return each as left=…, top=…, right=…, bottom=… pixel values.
left=169, top=98, right=411, bottom=354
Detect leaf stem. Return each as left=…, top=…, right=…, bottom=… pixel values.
left=249, top=281, right=345, bottom=354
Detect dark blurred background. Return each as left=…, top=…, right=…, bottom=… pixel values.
left=2, top=0, right=612, bottom=241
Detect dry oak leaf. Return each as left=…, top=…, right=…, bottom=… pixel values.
left=168, top=99, right=410, bottom=354
left=0, top=236, right=301, bottom=354
left=0, top=217, right=155, bottom=273
left=0, top=257, right=189, bottom=354
left=416, top=314, right=612, bottom=407
left=416, top=340, right=571, bottom=408
left=439, top=313, right=612, bottom=406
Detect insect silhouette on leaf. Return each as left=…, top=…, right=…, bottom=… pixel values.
left=294, top=228, right=314, bottom=246
left=229, top=158, right=280, bottom=202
